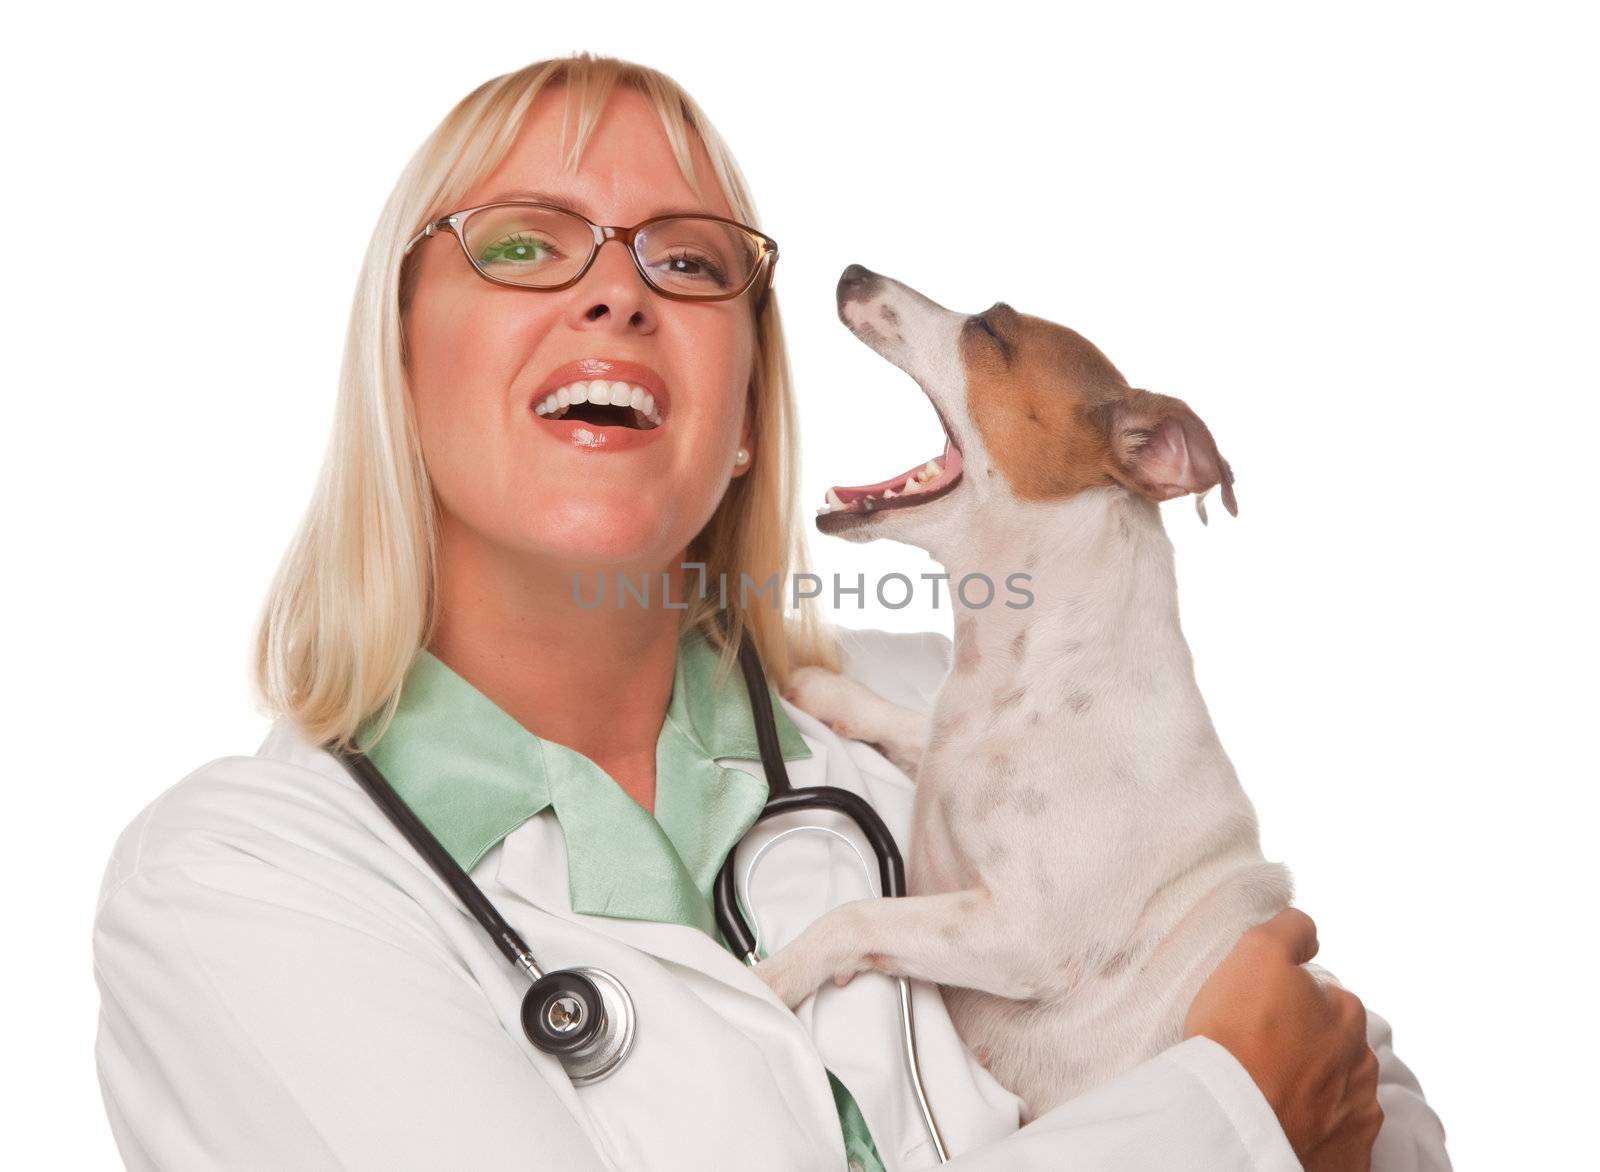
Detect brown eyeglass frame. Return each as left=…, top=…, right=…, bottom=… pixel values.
left=403, top=201, right=779, bottom=308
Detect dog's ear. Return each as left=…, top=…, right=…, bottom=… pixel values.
left=1102, top=390, right=1237, bottom=524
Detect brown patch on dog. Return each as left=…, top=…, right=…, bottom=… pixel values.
left=962, top=306, right=1126, bottom=500
left=961, top=305, right=1236, bottom=512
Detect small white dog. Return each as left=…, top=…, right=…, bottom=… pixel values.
left=757, top=264, right=1293, bottom=1121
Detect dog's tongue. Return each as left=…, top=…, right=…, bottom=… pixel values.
left=828, top=436, right=964, bottom=504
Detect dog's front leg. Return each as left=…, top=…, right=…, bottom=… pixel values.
left=755, top=888, right=1046, bottom=1010
left=781, top=666, right=931, bottom=779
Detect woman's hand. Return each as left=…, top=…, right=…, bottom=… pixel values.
left=1183, top=908, right=1384, bottom=1171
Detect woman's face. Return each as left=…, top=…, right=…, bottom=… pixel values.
left=403, top=85, right=757, bottom=586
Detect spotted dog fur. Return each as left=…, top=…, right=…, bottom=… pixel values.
left=759, top=266, right=1289, bottom=1122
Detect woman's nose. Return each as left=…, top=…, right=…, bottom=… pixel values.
left=568, top=238, right=657, bottom=330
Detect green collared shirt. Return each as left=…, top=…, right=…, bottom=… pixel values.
left=355, top=624, right=887, bottom=1172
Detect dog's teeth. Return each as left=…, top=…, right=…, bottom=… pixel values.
left=825, top=488, right=845, bottom=510
left=901, top=477, right=926, bottom=495
left=883, top=487, right=897, bottom=498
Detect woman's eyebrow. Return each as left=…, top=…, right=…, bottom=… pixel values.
left=486, top=187, right=716, bottom=219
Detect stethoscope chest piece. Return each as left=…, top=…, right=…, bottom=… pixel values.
left=522, top=966, right=636, bottom=1085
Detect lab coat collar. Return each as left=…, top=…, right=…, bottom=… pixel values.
left=354, top=624, right=812, bottom=939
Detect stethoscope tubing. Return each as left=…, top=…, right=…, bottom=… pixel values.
left=719, top=632, right=950, bottom=1163
left=328, top=622, right=948, bottom=1158
left=330, top=743, right=544, bottom=979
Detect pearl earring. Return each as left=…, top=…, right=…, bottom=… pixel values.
left=735, top=448, right=750, bottom=465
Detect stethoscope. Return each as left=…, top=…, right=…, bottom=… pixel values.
left=326, top=628, right=950, bottom=1163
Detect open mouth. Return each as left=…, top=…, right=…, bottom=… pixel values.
left=533, top=380, right=663, bottom=430
left=816, top=415, right=964, bottom=530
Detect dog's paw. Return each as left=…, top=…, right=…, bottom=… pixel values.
left=780, top=665, right=863, bottom=736
left=754, top=947, right=825, bottom=1010
left=755, top=936, right=872, bottom=1007
left=781, top=665, right=930, bottom=779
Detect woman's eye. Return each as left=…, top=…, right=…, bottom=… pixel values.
left=652, top=249, right=729, bottom=287
left=479, top=233, right=560, bottom=266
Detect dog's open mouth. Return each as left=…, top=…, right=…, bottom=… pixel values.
left=816, top=425, right=964, bottom=530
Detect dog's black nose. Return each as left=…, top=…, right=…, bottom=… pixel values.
left=837, top=264, right=882, bottom=300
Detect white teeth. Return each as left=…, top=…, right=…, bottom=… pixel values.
left=533, top=381, right=663, bottom=428
left=817, top=455, right=953, bottom=516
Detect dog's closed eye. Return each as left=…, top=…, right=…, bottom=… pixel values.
left=968, top=311, right=1014, bottom=363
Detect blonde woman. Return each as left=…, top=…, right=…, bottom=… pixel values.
left=90, top=53, right=1439, bottom=1171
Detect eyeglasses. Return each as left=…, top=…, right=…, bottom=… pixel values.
left=403, top=201, right=779, bottom=305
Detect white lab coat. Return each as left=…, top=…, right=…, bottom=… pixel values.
left=92, top=627, right=1450, bottom=1170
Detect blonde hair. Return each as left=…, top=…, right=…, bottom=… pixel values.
left=253, top=52, right=841, bottom=750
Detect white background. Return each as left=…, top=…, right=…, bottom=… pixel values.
left=5, top=1, right=1594, bottom=1165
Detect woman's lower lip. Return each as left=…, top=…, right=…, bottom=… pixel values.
left=531, top=414, right=668, bottom=451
